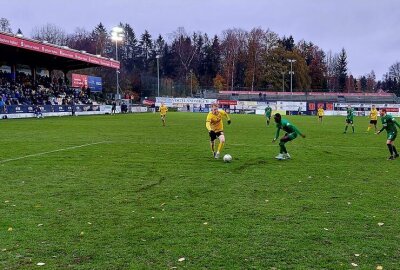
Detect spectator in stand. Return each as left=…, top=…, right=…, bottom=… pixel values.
left=0, top=71, right=102, bottom=108
left=0, top=97, right=5, bottom=113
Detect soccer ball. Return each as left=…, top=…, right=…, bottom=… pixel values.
left=223, top=154, right=232, bottom=162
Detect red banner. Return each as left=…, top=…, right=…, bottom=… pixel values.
left=72, top=74, right=88, bottom=88
left=218, top=100, right=237, bottom=105
left=143, top=99, right=155, bottom=105
left=317, top=103, right=325, bottom=110
left=384, top=108, right=399, bottom=112
left=0, top=32, right=120, bottom=69
left=326, top=103, right=334, bottom=110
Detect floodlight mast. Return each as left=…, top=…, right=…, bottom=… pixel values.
left=111, top=27, right=124, bottom=100
left=287, top=59, right=296, bottom=94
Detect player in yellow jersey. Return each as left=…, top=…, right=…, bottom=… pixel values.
left=367, top=105, right=378, bottom=132
left=205, top=103, right=231, bottom=159
left=317, top=106, right=324, bottom=123
left=159, top=103, right=168, bottom=126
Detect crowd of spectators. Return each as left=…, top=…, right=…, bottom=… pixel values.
left=0, top=70, right=96, bottom=108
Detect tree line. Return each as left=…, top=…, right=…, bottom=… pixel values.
left=1, top=18, right=400, bottom=97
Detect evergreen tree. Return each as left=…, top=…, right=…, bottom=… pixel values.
left=16, top=28, right=23, bottom=36
left=92, top=23, right=109, bottom=56
left=360, top=76, right=367, bottom=92
left=121, top=23, right=138, bottom=72
left=139, top=30, right=153, bottom=72
left=191, top=32, right=205, bottom=82
left=203, top=35, right=221, bottom=87
left=154, top=34, right=165, bottom=55
left=336, top=48, right=348, bottom=91
left=280, top=35, right=295, bottom=51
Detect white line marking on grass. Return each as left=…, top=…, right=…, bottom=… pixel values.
left=0, top=141, right=110, bottom=164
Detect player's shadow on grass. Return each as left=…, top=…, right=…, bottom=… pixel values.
left=136, top=176, right=165, bottom=192
left=234, top=159, right=267, bottom=172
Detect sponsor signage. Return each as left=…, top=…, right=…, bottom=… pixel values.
left=72, top=74, right=88, bottom=88
left=276, top=101, right=307, bottom=111
left=156, top=97, right=217, bottom=105
left=3, top=105, right=100, bottom=114
left=334, top=103, right=400, bottom=109
left=88, top=76, right=102, bottom=92
left=220, top=91, right=394, bottom=97
left=326, top=103, right=334, bottom=110
left=143, top=99, right=155, bottom=106
left=72, top=74, right=102, bottom=91
left=0, top=32, right=120, bottom=69
left=218, top=100, right=237, bottom=105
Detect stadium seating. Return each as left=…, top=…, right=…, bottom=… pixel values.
left=0, top=71, right=97, bottom=106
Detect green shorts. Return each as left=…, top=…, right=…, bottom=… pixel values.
left=289, top=132, right=298, bottom=140
left=387, top=132, right=397, bottom=141
left=283, top=132, right=298, bottom=141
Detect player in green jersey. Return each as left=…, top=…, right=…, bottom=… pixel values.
left=344, top=105, right=355, bottom=133
left=376, top=108, right=400, bottom=160
left=265, top=105, right=272, bottom=126
left=272, top=113, right=306, bottom=160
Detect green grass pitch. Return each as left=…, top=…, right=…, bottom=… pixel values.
left=0, top=113, right=399, bottom=269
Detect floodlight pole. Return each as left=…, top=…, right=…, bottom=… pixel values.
left=115, top=40, right=119, bottom=100
left=287, top=59, right=296, bottom=94
left=156, top=55, right=161, bottom=97
left=190, top=70, right=193, bottom=97
left=111, top=26, right=124, bottom=101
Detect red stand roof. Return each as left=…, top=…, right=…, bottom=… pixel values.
left=0, top=31, right=120, bottom=70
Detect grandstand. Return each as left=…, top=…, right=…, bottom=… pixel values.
left=0, top=31, right=119, bottom=112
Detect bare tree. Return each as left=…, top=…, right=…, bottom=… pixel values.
left=246, top=28, right=266, bottom=90
left=388, top=62, right=400, bottom=81
left=326, top=50, right=339, bottom=91
left=0, top=17, right=12, bottom=33
left=66, top=27, right=94, bottom=52
left=171, top=27, right=197, bottom=81
left=366, top=70, right=376, bottom=92
left=221, top=28, right=247, bottom=90
left=263, top=29, right=280, bottom=52
left=31, top=23, right=67, bottom=45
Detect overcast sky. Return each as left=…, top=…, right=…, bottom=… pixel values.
left=2, top=0, right=400, bottom=79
